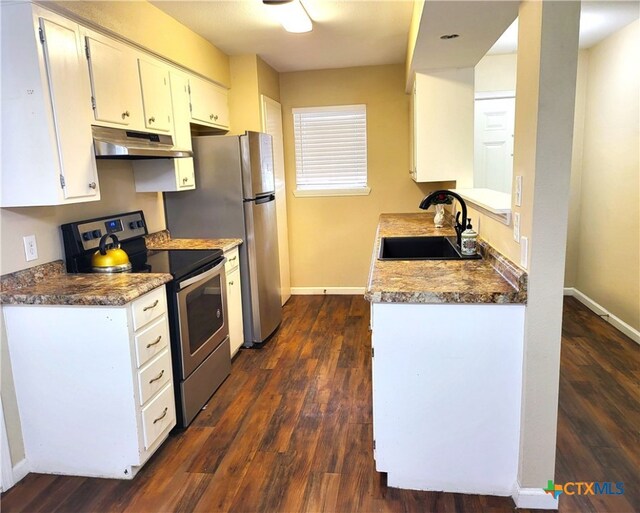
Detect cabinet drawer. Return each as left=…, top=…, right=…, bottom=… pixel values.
left=138, top=349, right=172, bottom=405
left=132, top=287, right=167, bottom=331
left=224, top=247, right=239, bottom=274
left=141, top=383, right=176, bottom=450
left=134, top=315, right=169, bottom=367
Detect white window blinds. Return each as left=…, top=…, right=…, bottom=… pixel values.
left=293, top=105, right=368, bottom=191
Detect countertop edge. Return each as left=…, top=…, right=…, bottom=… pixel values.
left=365, top=213, right=527, bottom=305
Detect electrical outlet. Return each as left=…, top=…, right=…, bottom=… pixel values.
left=513, top=212, right=520, bottom=242
left=520, top=236, right=529, bottom=269
left=515, top=176, right=523, bottom=207
left=23, top=235, right=38, bottom=262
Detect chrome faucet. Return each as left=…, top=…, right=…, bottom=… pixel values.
left=419, top=190, right=468, bottom=249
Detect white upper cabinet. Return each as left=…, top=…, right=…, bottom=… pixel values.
left=133, top=70, right=195, bottom=192
left=85, top=32, right=144, bottom=129
left=138, top=58, right=172, bottom=133
left=189, top=75, right=229, bottom=129
left=0, top=3, right=99, bottom=207
left=411, top=70, right=474, bottom=187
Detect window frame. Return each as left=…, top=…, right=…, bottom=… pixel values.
left=292, top=104, right=371, bottom=198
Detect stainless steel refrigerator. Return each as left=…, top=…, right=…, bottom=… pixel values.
left=164, top=132, right=282, bottom=346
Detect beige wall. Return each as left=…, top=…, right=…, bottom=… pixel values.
left=228, top=55, right=281, bottom=135
left=257, top=57, right=281, bottom=103
left=228, top=55, right=262, bottom=134
left=280, top=64, right=452, bottom=288
left=565, top=51, right=589, bottom=287
left=475, top=53, right=518, bottom=92
left=405, top=0, right=426, bottom=90
left=49, top=0, right=230, bottom=86
left=0, top=0, right=231, bottom=470
left=575, top=20, right=640, bottom=330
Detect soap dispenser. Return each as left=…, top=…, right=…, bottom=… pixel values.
left=460, top=218, right=478, bottom=256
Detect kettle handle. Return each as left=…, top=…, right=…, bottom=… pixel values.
left=98, top=233, right=120, bottom=255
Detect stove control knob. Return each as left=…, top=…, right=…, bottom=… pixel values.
left=92, top=229, right=102, bottom=238
left=82, top=231, right=93, bottom=241
left=136, top=220, right=145, bottom=228
left=129, top=221, right=137, bottom=229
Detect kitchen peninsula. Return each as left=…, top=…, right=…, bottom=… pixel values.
left=366, top=213, right=527, bottom=496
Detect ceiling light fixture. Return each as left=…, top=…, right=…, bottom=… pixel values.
left=263, top=0, right=313, bottom=34
left=440, top=34, right=460, bottom=40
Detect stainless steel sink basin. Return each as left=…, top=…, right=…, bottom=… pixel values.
left=378, top=236, right=481, bottom=261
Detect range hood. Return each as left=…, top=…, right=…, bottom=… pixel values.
left=92, top=126, right=192, bottom=159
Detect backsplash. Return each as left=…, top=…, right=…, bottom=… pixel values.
left=0, top=161, right=165, bottom=275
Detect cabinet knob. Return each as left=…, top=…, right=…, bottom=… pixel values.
left=228, top=280, right=234, bottom=286
left=121, top=110, right=130, bottom=119
left=149, top=116, right=155, bottom=124
left=88, top=182, right=97, bottom=189
left=182, top=177, right=189, bottom=184
left=214, top=114, right=219, bottom=121
left=209, top=113, right=214, bottom=120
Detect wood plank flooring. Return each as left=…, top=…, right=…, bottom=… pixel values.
left=2, top=295, right=638, bottom=513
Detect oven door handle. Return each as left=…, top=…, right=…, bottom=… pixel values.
left=178, top=258, right=227, bottom=290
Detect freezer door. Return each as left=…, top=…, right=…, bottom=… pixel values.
left=241, top=132, right=275, bottom=199
left=243, top=195, right=282, bottom=342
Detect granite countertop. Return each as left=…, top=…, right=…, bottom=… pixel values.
left=0, top=261, right=172, bottom=306
left=0, top=231, right=243, bottom=307
left=365, top=213, right=527, bottom=304
left=145, top=230, right=242, bottom=252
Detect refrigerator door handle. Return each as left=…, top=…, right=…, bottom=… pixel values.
left=254, top=194, right=275, bottom=205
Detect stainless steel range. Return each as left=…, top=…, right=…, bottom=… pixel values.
left=61, top=211, right=230, bottom=428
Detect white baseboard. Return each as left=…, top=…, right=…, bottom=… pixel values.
left=12, top=458, right=29, bottom=485
left=564, top=287, right=640, bottom=344
left=512, top=485, right=558, bottom=510
left=291, top=287, right=365, bottom=295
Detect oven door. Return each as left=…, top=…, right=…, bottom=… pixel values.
left=176, top=258, right=229, bottom=379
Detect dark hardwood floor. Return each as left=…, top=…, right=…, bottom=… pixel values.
left=2, top=295, right=638, bottom=513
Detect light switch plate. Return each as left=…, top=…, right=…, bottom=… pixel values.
left=520, top=236, right=528, bottom=269
left=23, top=235, right=38, bottom=262
left=515, top=176, right=523, bottom=207
left=513, top=212, right=520, bottom=242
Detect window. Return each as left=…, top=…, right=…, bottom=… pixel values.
left=292, top=104, right=370, bottom=196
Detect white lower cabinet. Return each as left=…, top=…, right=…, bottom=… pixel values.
left=371, top=301, right=525, bottom=495
left=224, top=247, right=244, bottom=357
left=3, top=286, right=176, bottom=479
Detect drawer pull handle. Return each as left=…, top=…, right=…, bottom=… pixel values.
left=153, top=407, right=168, bottom=424
left=148, top=116, right=156, bottom=124
left=149, top=370, right=165, bottom=384
left=228, top=280, right=234, bottom=286
left=143, top=300, right=159, bottom=312
left=146, top=335, right=162, bottom=349
left=229, top=256, right=237, bottom=262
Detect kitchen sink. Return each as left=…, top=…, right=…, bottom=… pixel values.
left=378, top=236, right=481, bottom=261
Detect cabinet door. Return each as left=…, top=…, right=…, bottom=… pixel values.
left=85, top=35, right=142, bottom=128
left=170, top=72, right=195, bottom=189
left=138, top=59, right=172, bottom=132
left=189, top=76, right=229, bottom=129
left=226, top=266, right=244, bottom=357
left=40, top=17, right=99, bottom=201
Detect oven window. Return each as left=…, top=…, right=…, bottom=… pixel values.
left=185, top=274, right=224, bottom=355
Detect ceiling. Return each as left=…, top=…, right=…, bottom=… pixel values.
left=489, top=1, right=640, bottom=54
left=151, top=0, right=640, bottom=73
left=150, top=0, right=414, bottom=72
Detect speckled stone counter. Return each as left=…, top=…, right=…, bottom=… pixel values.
left=145, top=230, right=242, bottom=253
left=1, top=260, right=172, bottom=306
left=365, top=213, right=527, bottom=304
